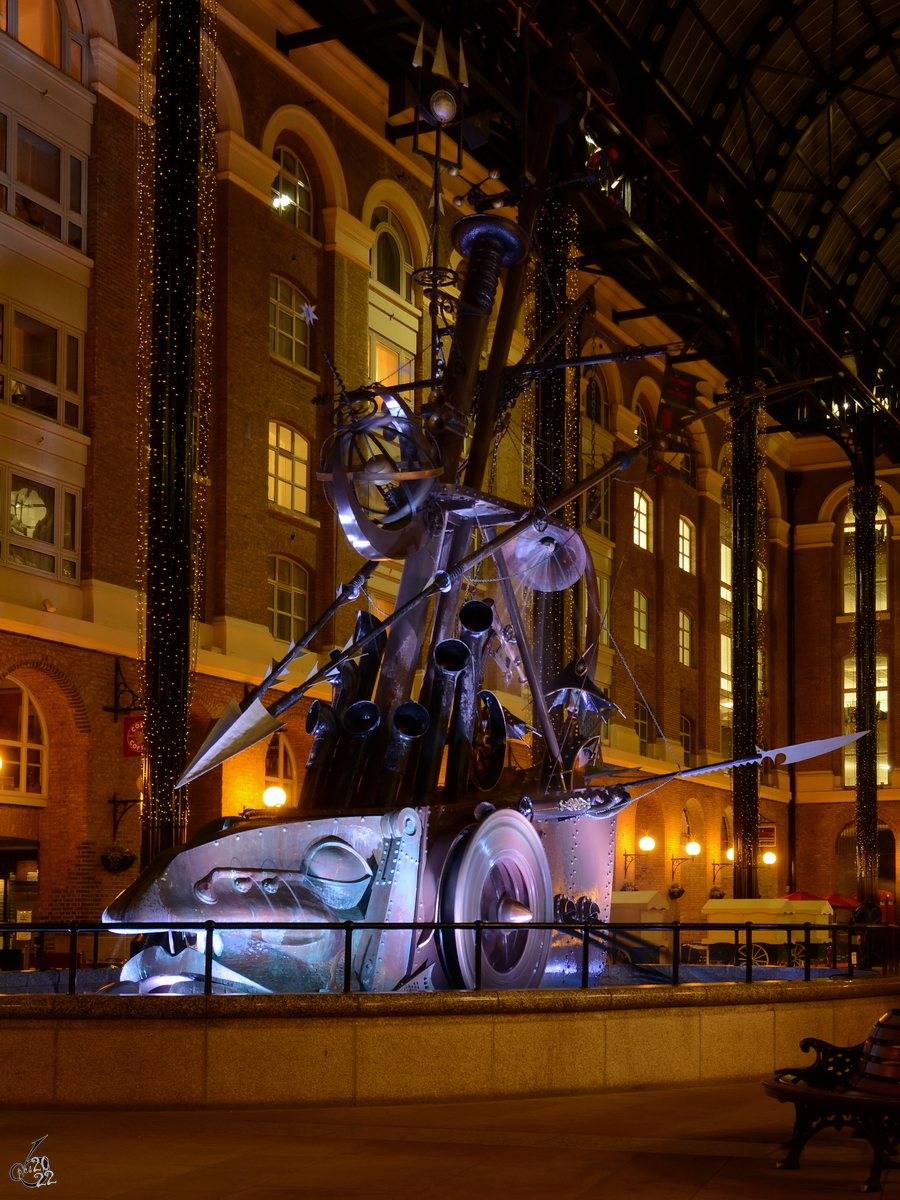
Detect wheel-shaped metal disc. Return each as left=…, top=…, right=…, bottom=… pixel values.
left=438, top=809, right=552, bottom=989
left=471, top=690, right=506, bottom=792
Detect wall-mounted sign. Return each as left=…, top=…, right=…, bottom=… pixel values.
left=758, top=823, right=776, bottom=848
left=123, top=715, right=144, bottom=758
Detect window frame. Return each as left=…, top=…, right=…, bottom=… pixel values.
left=369, top=332, right=414, bottom=390
left=0, top=107, right=87, bottom=249
left=271, top=145, right=313, bottom=235
left=267, top=554, right=309, bottom=645
left=634, top=701, right=650, bottom=757
left=678, top=610, right=693, bottom=667
left=2, top=460, right=81, bottom=582
left=634, top=589, right=649, bottom=650
left=0, top=0, right=88, bottom=83
left=267, top=420, right=310, bottom=517
left=679, top=715, right=694, bottom=768
left=633, top=489, right=652, bottom=551
left=678, top=517, right=695, bottom=573
left=369, top=205, right=414, bottom=303
left=0, top=297, right=84, bottom=431
left=0, top=675, right=48, bottom=802
left=843, top=504, right=888, bottom=615
left=843, top=654, right=889, bottom=787
left=264, top=730, right=297, bottom=807
left=269, top=277, right=312, bottom=374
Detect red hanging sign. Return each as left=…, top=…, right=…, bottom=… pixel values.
left=123, top=715, right=144, bottom=758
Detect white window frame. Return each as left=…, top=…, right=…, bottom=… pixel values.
left=0, top=107, right=87, bottom=250
left=0, top=675, right=47, bottom=802
left=0, top=296, right=84, bottom=430
left=267, top=555, right=308, bottom=644
left=1, top=460, right=80, bottom=582
left=843, top=655, right=889, bottom=787
left=633, top=489, right=652, bottom=551
left=0, top=0, right=88, bottom=83
left=678, top=517, right=695, bottom=573
left=843, top=505, right=888, bottom=614
left=369, top=332, right=414, bottom=390
left=271, top=145, right=312, bottom=235
left=267, top=421, right=309, bottom=516
left=369, top=205, right=414, bottom=302
left=269, top=277, right=311, bottom=373
left=678, top=610, right=693, bottom=666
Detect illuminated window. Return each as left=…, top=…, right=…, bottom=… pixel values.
left=370, top=205, right=413, bottom=302
left=264, top=731, right=296, bottom=807
left=269, top=277, right=310, bottom=371
left=370, top=335, right=413, bottom=390
left=2, top=463, right=79, bottom=580
left=1, top=0, right=87, bottom=82
left=267, top=422, right=309, bottom=515
left=634, top=590, right=649, bottom=650
left=0, top=677, right=46, bottom=798
left=720, top=633, right=732, bottom=698
left=843, top=655, right=889, bottom=786
left=271, top=146, right=312, bottom=234
left=634, top=701, right=650, bottom=757
left=0, top=114, right=86, bottom=248
left=633, top=489, right=652, bottom=551
left=678, top=611, right=693, bottom=666
left=843, top=506, right=887, bottom=614
left=757, top=562, right=766, bottom=610
left=267, top=556, right=308, bottom=644
left=680, top=715, right=694, bottom=768
left=678, top=517, right=695, bottom=573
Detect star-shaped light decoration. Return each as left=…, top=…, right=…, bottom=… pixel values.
left=300, top=302, right=318, bottom=325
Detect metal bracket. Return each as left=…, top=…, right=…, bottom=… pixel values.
left=102, top=657, right=143, bottom=723
left=109, top=792, right=140, bottom=840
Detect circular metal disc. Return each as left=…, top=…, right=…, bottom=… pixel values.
left=504, top=525, right=588, bottom=592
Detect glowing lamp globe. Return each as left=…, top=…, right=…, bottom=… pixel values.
left=262, top=785, right=287, bottom=809
left=726, top=847, right=735, bottom=861
left=685, top=841, right=701, bottom=856
left=638, top=836, right=655, bottom=852
left=762, top=851, right=777, bottom=865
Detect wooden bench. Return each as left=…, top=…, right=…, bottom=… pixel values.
left=763, top=1037, right=900, bottom=1192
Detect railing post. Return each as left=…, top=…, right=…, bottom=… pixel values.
left=204, top=920, right=214, bottom=995
left=343, top=921, right=354, bottom=994
left=92, top=929, right=99, bottom=968
left=671, top=922, right=680, bottom=985
left=68, top=923, right=79, bottom=995
left=745, top=922, right=753, bottom=984
left=804, top=922, right=811, bottom=982
left=848, top=925, right=855, bottom=978
left=581, top=924, right=590, bottom=988
left=37, top=930, right=45, bottom=972
left=474, top=921, right=483, bottom=991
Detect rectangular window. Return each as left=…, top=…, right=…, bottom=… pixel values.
left=720, top=541, right=732, bottom=603
left=0, top=113, right=86, bottom=247
left=634, top=702, right=650, bottom=757
left=633, top=490, right=651, bottom=551
left=634, top=590, right=649, bottom=650
left=680, top=715, right=694, bottom=768
left=371, top=336, right=413, bottom=389
left=678, top=611, right=693, bottom=666
left=0, top=300, right=83, bottom=429
left=843, top=656, right=889, bottom=786
left=720, top=633, right=732, bottom=697
left=267, top=421, right=309, bottom=515
left=598, top=573, right=610, bottom=648
left=3, top=464, right=79, bottom=581
left=678, top=517, right=694, bottom=573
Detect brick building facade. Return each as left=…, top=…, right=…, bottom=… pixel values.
left=0, top=0, right=897, bottom=948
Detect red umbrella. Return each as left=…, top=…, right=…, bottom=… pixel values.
left=781, top=890, right=826, bottom=901
left=824, top=892, right=856, bottom=909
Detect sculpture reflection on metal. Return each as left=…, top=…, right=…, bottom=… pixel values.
left=105, top=208, right=870, bottom=996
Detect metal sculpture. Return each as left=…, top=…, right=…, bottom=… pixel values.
left=103, top=207, right=868, bottom=996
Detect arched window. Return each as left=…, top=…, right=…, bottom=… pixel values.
left=678, top=517, right=695, bottom=573
left=369, top=205, right=413, bottom=302
left=269, top=277, right=311, bottom=371
left=635, top=402, right=650, bottom=448
left=264, top=731, right=296, bottom=807
left=843, top=655, right=889, bottom=786
left=843, top=505, right=887, bottom=614
left=271, top=146, right=312, bottom=235
left=267, top=421, right=309, bottom=515
left=267, top=556, right=308, bottom=643
left=0, top=677, right=46, bottom=798
left=2, top=0, right=87, bottom=82
left=633, top=489, right=652, bottom=551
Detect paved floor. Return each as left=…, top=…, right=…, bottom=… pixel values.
left=2, top=1080, right=899, bottom=1198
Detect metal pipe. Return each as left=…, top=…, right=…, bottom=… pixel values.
left=415, top=639, right=471, bottom=802
left=328, top=656, right=360, bottom=722
left=374, top=701, right=430, bottom=810
left=354, top=610, right=386, bottom=703
left=329, top=700, right=381, bottom=810
left=298, top=700, right=339, bottom=810
left=444, top=601, right=495, bottom=805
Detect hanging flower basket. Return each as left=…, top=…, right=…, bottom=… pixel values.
left=101, top=843, right=137, bottom=874
left=709, top=886, right=726, bottom=900
left=668, top=884, right=685, bottom=900
left=620, top=880, right=638, bottom=892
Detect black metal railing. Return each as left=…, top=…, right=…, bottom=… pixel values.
left=0, top=918, right=894, bottom=996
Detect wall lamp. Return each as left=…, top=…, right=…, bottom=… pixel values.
left=714, top=846, right=776, bottom=876
left=623, top=835, right=655, bottom=880
left=240, top=785, right=288, bottom=820
left=671, top=840, right=701, bottom=880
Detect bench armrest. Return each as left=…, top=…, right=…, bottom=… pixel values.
left=773, top=1037, right=864, bottom=1090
